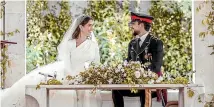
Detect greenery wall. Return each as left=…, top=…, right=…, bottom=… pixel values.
left=27, top=0, right=192, bottom=77
left=84, top=0, right=132, bottom=65
left=149, top=1, right=192, bottom=77
left=26, top=1, right=71, bottom=72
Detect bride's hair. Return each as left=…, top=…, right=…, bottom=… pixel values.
left=72, top=16, right=92, bottom=39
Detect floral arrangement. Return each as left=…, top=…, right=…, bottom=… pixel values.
left=36, top=61, right=190, bottom=92
left=65, top=61, right=163, bottom=85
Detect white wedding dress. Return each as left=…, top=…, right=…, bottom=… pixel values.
left=1, top=39, right=102, bottom=107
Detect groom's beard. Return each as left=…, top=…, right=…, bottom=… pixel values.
left=133, top=30, right=140, bottom=36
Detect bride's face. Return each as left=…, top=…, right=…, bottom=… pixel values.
left=81, top=20, right=93, bottom=37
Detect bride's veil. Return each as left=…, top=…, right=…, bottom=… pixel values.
left=57, top=14, right=97, bottom=61
left=57, top=14, right=97, bottom=74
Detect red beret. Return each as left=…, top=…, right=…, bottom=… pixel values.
left=131, top=12, right=154, bottom=24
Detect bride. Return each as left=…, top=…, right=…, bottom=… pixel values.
left=2, top=14, right=102, bottom=107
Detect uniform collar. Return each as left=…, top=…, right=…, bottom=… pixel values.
left=138, top=32, right=149, bottom=42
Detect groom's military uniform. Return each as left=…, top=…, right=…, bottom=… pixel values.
left=127, top=34, right=163, bottom=73
left=112, top=12, right=164, bottom=107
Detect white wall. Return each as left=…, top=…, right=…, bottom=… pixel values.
left=3, top=1, right=25, bottom=88
left=194, top=1, right=214, bottom=94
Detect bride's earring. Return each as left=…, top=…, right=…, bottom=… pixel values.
left=80, top=25, right=83, bottom=31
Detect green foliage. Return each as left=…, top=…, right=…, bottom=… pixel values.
left=27, top=1, right=72, bottom=72
left=196, top=1, right=214, bottom=55
left=0, top=29, right=20, bottom=37
left=149, top=1, right=192, bottom=77
left=84, top=0, right=132, bottom=64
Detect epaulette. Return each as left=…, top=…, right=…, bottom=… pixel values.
left=151, top=36, right=160, bottom=41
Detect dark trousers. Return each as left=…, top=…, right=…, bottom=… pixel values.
left=112, top=90, right=146, bottom=107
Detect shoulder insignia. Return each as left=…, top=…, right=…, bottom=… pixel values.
left=151, top=36, right=160, bottom=41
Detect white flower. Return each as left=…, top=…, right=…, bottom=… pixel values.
left=158, top=76, right=164, bottom=81
left=108, top=78, right=113, bottom=84
left=140, top=68, right=145, bottom=73
left=84, top=62, right=90, bottom=69
left=123, top=60, right=128, bottom=66
left=143, top=73, right=148, bottom=77
left=76, top=76, right=82, bottom=81
left=135, top=71, right=141, bottom=78
left=132, top=66, right=135, bottom=69
left=152, top=73, right=156, bottom=78
left=104, top=73, right=108, bottom=78
left=121, top=69, right=125, bottom=72
left=106, top=29, right=113, bottom=35
left=117, top=64, right=122, bottom=69
left=148, top=71, right=152, bottom=77
left=156, top=76, right=163, bottom=83
left=110, top=39, right=116, bottom=45
left=47, top=33, right=52, bottom=39
left=110, top=52, right=115, bottom=57
left=123, top=73, right=127, bottom=77
left=137, top=61, right=141, bottom=64
left=148, top=79, right=154, bottom=84
left=156, top=79, right=161, bottom=83
left=115, top=69, right=120, bottom=73
left=101, top=66, right=105, bottom=70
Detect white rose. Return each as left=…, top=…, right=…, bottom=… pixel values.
left=121, top=69, right=125, bottom=72
left=148, top=79, right=154, bottom=84
left=136, top=61, right=141, bottom=64
left=132, top=66, right=135, bottom=69
left=123, top=60, right=128, bottom=66
left=108, top=78, right=113, bottom=84
left=156, top=76, right=163, bottom=83
left=158, top=76, right=164, bottom=81
left=110, top=52, right=115, bottom=57
left=47, top=33, right=52, bottom=39
left=117, top=64, right=122, bottom=69
left=143, top=73, right=147, bottom=77
left=156, top=79, right=161, bottom=83
left=101, top=66, right=105, bottom=70
left=104, top=73, right=107, bottom=78
left=115, top=69, right=120, bottom=73
left=140, top=68, right=145, bottom=73
left=135, top=71, right=141, bottom=78
left=152, top=73, right=156, bottom=78
left=148, top=71, right=152, bottom=76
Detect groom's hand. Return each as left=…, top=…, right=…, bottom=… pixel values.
left=144, top=53, right=152, bottom=60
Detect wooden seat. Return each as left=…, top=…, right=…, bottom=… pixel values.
left=166, top=101, right=178, bottom=107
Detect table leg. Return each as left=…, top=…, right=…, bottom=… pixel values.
left=25, top=87, right=48, bottom=107
left=178, top=88, right=184, bottom=107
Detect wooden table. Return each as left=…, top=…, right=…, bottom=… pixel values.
left=25, top=84, right=203, bottom=107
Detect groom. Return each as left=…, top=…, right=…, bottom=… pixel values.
left=112, top=12, right=164, bottom=107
